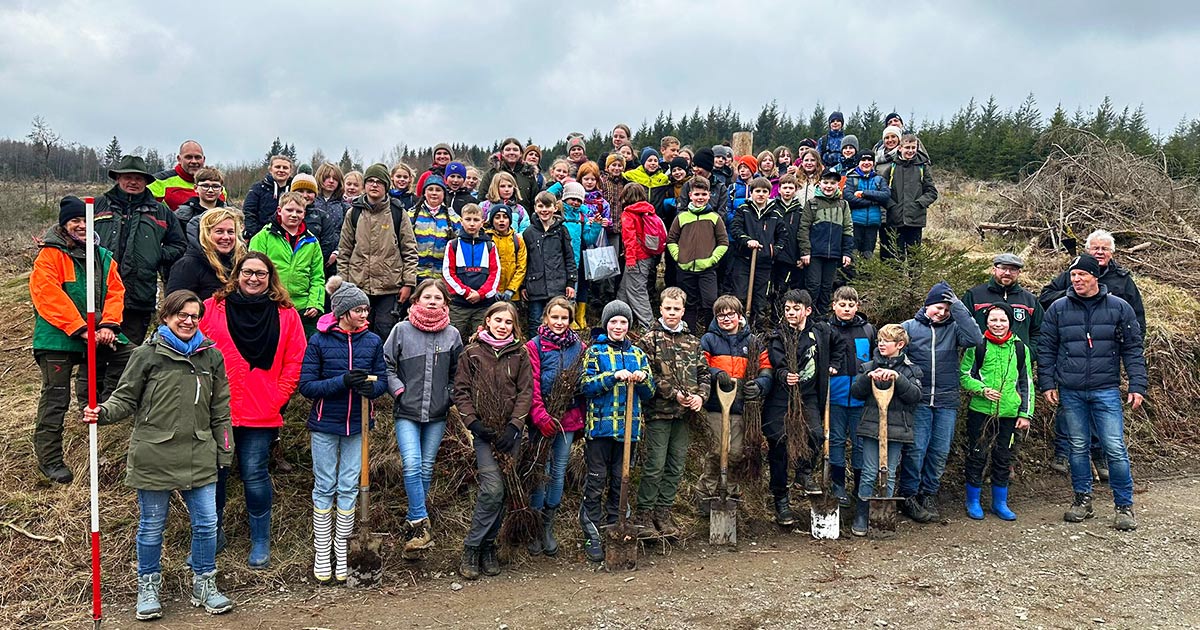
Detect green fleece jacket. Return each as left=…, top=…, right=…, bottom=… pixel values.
left=249, top=221, right=326, bottom=311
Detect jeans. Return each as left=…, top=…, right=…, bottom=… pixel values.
left=137, top=483, right=217, bottom=575
left=311, top=431, right=362, bottom=513
left=1053, top=405, right=1103, bottom=461
left=853, top=224, right=879, bottom=259
left=395, top=419, right=447, bottom=521
left=635, top=419, right=690, bottom=509
left=530, top=430, right=575, bottom=510
left=526, top=300, right=547, bottom=340
left=829, top=404, right=865, bottom=470
left=899, top=405, right=958, bottom=497
left=963, top=410, right=1017, bottom=487
left=1059, top=388, right=1135, bottom=506
left=859, top=438, right=903, bottom=500
left=218, top=427, right=276, bottom=523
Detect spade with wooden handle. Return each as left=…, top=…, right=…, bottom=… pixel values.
left=347, top=375, right=383, bottom=587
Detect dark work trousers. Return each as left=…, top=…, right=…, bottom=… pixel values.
left=764, top=396, right=820, bottom=498
left=963, top=409, right=1018, bottom=488
left=35, top=344, right=132, bottom=467
left=879, top=225, right=923, bottom=260
left=677, top=269, right=718, bottom=332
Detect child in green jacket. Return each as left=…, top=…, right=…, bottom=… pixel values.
left=249, top=191, right=326, bottom=337
left=959, top=302, right=1033, bottom=522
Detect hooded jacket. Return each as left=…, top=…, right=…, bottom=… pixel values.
left=877, top=155, right=938, bottom=228
left=243, top=174, right=292, bottom=239
left=453, top=337, right=533, bottom=432
left=828, top=313, right=877, bottom=408
left=765, top=318, right=846, bottom=412
left=620, top=201, right=660, bottom=265
left=1037, top=285, right=1147, bottom=395
left=410, top=203, right=463, bottom=280
left=797, top=188, right=854, bottom=259
left=666, top=203, right=728, bottom=272
left=730, top=199, right=788, bottom=262
left=479, top=158, right=540, bottom=214
left=960, top=334, right=1034, bottom=419
left=637, top=319, right=711, bottom=421
left=442, top=228, right=500, bottom=307
left=901, top=300, right=983, bottom=408
left=248, top=220, right=326, bottom=312
left=768, top=195, right=805, bottom=268
left=31, top=225, right=128, bottom=353
left=522, top=216, right=578, bottom=300
left=338, top=195, right=420, bottom=295
left=580, top=335, right=656, bottom=440
left=526, top=332, right=587, bottom=435
left=298, top=313, right=388, bottom=435
left=383, top=317, right=462, bottom=423
left=701, top=318, right=772, bottom=415
left=851, top=350, right=923, bottom=444
left=843, top=167, right=891, bottom=227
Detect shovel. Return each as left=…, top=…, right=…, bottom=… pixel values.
left=709, top=378, right=739, bottom=546
left=605, top=384, right=639, bottom=570
left=347, top=376, right=383, bottom=587
left=869, top=381, right=902, bottom=534
left=810, top=383, right=840, bottom=539
left=744, top=248, right=758, bottom=326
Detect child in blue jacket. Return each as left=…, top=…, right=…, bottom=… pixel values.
left=842, top=152, right=891, bottom=259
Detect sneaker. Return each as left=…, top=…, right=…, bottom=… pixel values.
left=39, top=462, right=74, bottom=484
left=1113, top=505, right=1137, bottom=531
left=773, top=495, right=796, bottom=527
left=653, top=508, right=680, bottom=538
left=190, top=571, right=234, bottom=615
left=1050, top=455, right=1069, bottom=473
left=901, top=496, right=933, bottom=523
left=920, top=494, right=941, bottom=522
left=631, top=510, right=658, bottom=539
left=404, top=518, right=434, bottom=552
left=135, top=573, right=163, bottom=621
left=1064, top=492, right=1095, bottom=523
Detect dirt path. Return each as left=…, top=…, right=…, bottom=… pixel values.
left=112, top=476, right=1200, bottom=630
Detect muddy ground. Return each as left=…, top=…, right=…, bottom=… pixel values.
left=109, top=473, right=1200, bottom=630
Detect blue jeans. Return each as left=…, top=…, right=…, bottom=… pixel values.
left=137, top=483, right=217, bottom=575
left=899, top=405, right=958, bottom=497
left=530, top=430, right=575, bottom=510
left=394, top=419, right=447, bottom=521
left=858, top=438, right=903, bottom=500
left=526, top=300, right=547, bottom=339
left=1059, top=388, right=1135, bottom=507
left=311, top=431, right=362, bottom=513
left=1053, top=406, right=1103, bottom=460
left=828, top=404, right=865, bottom=470
left=217, top=427, right=276, bottom=523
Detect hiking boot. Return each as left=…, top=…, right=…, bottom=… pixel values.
left=404, top=518, right=434, bottom=553
left=541, top=506, right=561, bottom=556
left=135, top=573, right=163, bottom=621
left=270, top=439, right=293, bottom=473
left=920, top=494, right=941, bottom=522
left=851, top=500, right=869, bottom=537
left=582, top=522, right=605, bottom=562
left=632, top=509, right=658, bottom=539
left=1113, top=505, right=1137, bottom=531
left=773, top=495, right=796, bottom=527
left=1064, top=492, right=1095, bottom=523
left=39, top=462, right=74, bottom=484
left=653, top=507, right=680, bottom=538
left=1050, top=455, right=1069, bottom=473
left=1096, top=462, right=1110, bottom=483
left=480, top=544, right=501, bottom=576
left=901, top=496, right=933, bottom=523
left=458, top=545, right=481, bottom=580
left=190, top=571, right=234, bottom=615
left=797, top=473, right=822, bottom=495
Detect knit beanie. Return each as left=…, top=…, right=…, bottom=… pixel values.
left=983, top=301, right=1015, bottom=326
left=601, top=300, right=634, bottom=330
left=693, top=148, right=716, bottom=172
left=829, top=111, right=845, bottom=124
left=568, top=136, right=586, bottom=151
left=798, top=138, right=818, bottom=149
left=326, top=275, right=369, bottom=318
left=883, top=125, right=903, bottom=140
left=524, top=144, right=542, bottom=160
left=364, top=163, right=391, bottom=185
left=290, top=173, right=319, bottom=194
left=445, top=161, right=467, bottom=179
left=1068, top=253, right=1102, bottom=277
left=842, top=135, right=860, bottom=152
left=735, top=155, right=759, bottom=175
left=925, top=281, right=953, bottom=306
left=668, top=156, right=689, bottom=172
left=640, top=147, right=660, bottom=164
left=59, top=196, right=86, bottom=226
left=605, top=153, right=626, bottom=169
left=432, top=143, right=454, bottom=159
left=562, top=181, right=586, bottom=202
left=487, top=203, right=514, bottom=227
left=423, top=175, right=447, bottom=192
left=885, top=112, right=903, bottom=125
left=712, top=145, right=734, bottom=159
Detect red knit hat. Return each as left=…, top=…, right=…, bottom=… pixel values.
left=736, top=155, right=758, bottom=175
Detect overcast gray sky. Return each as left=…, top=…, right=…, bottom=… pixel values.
left=1, top=0, right=1196, bottom=166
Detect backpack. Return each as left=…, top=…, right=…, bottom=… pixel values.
left=348, top=198, right=407, bottom=249
left=638, top=211, right=669, bottom=256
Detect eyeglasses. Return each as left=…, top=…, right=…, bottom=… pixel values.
left=196, top=183, right=223, bottom=190
left=240, top=269, right=269, bottom=279
left=1087, top=246, right=1113, bottom=253
left=716, top=312, right=739, bottom=321
left=350, top=306, right=371, bottom=315
left=995, top=265, right=1021, bottom=273
left=175, top=312, right=201, bottom=322
left=364, top=178, right=386, bottom=186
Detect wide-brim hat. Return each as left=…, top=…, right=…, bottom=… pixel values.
left=108, top=155, right=155, bottom=184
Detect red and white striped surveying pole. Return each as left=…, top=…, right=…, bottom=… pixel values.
left=83, top=196, right=102, bottom=628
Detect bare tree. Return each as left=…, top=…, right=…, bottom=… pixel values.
left=27, top=116, right=60, bottom=209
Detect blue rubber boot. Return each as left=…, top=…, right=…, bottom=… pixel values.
left=991, top=485, right=1017, bottom=521
left=965, top=483, right=984, bottom=520
left=247, top=510, right=271, bottom=569
left=851, top=499, right=869, bottom=537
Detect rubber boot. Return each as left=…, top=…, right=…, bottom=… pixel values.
left=459, top=545, right=481, bottom=580
left=135, top=573, right=163, bottom=620
left=831, top=464, right=849, bottom=508
left=851, top=499, right=869, bottom=537
left=541, top=506, right=560, bottom=556
left=964, top=483, right=984, bottom=520
left=991, top=485, right=1016, bottom=521
left=190, top=570, right=234, bottom=614
left=527, top=509, right=544, bottom=556
left=573, top=303, right=588, bottom=331
left=312, top=506, right=333, bottom=583
left=247, top=510, right=271, bottom=569
left=334, top=509, right=354, bottom=582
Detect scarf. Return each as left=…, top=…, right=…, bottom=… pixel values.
left=985, top=329, right=1013, bottom=345
left=409, top=304, right=450, bottom=333
left=478, top=329, right=514, bottom=350
left=537, top=324, right=578, bottom=348
left=224, top=291, right=280, bottom=371
left=157, top=324, right=205, bottom=356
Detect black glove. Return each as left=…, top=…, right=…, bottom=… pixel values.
left=493, top=424, right=522, bottom=453
left=467, top=420, right=497, bottom=443
left=743, top=381, right=763, bottom=400
left=342, top=369, right=369, bottom=389
left=352, top=380, right=376, bottom=397
left=717, top=371, right=734, bottom=389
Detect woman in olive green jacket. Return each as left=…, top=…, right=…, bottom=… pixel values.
left=85, top=290, right=235, bottom=620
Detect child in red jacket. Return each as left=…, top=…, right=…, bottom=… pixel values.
left=617, top=183, right=664, bottom=327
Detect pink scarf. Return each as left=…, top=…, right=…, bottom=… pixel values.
left=408, top=304, right=450, bottom=333
left=478, top=329, right=514, bottom=350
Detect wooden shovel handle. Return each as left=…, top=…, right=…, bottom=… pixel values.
left=873, top=381, right=892, bottom=463
left=359, top=375, right=377, bottom=487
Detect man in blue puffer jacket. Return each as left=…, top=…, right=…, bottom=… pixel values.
left=1038, top=254, right=1146, bottom=532
left=898, top=281, right=983, bottom=522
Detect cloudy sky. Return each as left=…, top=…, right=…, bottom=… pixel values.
left=1, top=0, right=1196, bottom=166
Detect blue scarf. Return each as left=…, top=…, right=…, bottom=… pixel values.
left=157, top=324, right=205, bottom=356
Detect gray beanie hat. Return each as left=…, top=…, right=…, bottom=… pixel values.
left=841, top=135, right=860, bottom=152
left=326, top=275, right=369, bottom=318
left=600, top=299, right=634, bottom=330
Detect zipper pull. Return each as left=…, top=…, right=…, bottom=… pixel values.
left=1087, top=332, right=1093, bottom=348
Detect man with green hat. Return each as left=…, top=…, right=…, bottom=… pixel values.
left=93, top=155, right=186, bottom=345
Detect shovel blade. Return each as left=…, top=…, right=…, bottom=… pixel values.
left=605, top=525, right=639, bottom=571
left=346, top=533, right=383, bottom=588
left=708, top=499, right=738, bottom=545
left=810, top=500, right=840, bottom=540
left=868, top=497, right=901, bottom=534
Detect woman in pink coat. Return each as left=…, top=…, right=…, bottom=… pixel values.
left=201, top=251, right=307, bottom=568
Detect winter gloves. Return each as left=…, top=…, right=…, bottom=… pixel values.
left=493, top=425, right=521, bottom=453
left=342, top=369, right=376, bottom=396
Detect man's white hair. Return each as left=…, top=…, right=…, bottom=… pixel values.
left=1085, top=229, right=1116, bottom=250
